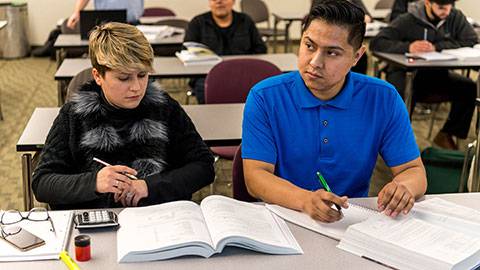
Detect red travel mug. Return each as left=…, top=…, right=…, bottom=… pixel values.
left=75, top=235, right=91, bottom=261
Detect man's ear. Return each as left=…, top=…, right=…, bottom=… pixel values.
left=352, top=45, right=367, bottom=66
left=91, top=68, right=102, bottom=86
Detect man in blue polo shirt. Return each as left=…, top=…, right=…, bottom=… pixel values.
left=242, top=0, right=427, bottom=223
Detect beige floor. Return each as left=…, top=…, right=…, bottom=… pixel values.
left=0, top=47, right=477, bottom=211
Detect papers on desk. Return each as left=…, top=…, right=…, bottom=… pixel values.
left=136, top=25, right=184, bottom=41
left=0, top=20, right=7, bottom=30
left=175, top=42, right=222, bottom=66
left=117, top=195, right=302, bottom=262
left=405, top=51, right=458, bottom=61
left=405, top=45, right=480, bottom=61
left=338, top=198, right=480, bottom=270
left=366, top=20, right=387, bottom=33
left=0, top=211, right=73, bottom=261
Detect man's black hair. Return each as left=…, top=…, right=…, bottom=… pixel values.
left=430, top=0, right=456, bottom=5
left=302, top=0, right=366, bottom=50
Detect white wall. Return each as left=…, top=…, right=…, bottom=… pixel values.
left=5, top=0, right=480, bottom=46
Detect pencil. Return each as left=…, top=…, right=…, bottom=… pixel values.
left=93, top=157, right=138, bottom=180
left=316, top=171, right=342, bottom=212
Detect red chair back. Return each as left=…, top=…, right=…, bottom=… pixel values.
left=232, top=145, right=258, bottom=202
left=143, top=7, right=176, bottom=17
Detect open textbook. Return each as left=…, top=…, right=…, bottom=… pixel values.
left=337, top=198, right=480, bottom=270
left=0, top=210, right=73, bottom=261
left=117, top=195, right=302, bottom=263
left=175, top=42, right=222, bottom=66
left=268, top=198, right=480, bottom=270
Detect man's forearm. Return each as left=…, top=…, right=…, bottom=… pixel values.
left=74, top=0, right=90, bottom=13
left=392, top=166, right=427, bottom=199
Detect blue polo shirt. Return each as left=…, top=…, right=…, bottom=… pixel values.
left=242, top=71, right=419, bottom=197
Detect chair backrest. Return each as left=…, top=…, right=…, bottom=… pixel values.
left=143, top=7, right=176, bottom=17
left=204, top=58, right=281, bottom=104
left=232, top=145, right=258, bottom=202
left=374, top=0, right=395, bottom=10
left=153, top=18, right=189, bottom=30
left=66, top=68, right=93, bottom=102
left=240, top=0, right=269, bottom=24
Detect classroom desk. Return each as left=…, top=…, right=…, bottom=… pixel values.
left=3, top=193, right=478, bottom=270
left=372, top=51, right=480, bottom=193
left=16, top=104, right=244, bottom=211
left=370, top=9, right=391, bottom=21
left=54, top=33, right=185, bottom=68
left=54, top=53, right=298, bottom=105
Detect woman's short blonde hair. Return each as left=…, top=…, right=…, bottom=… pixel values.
left=89, top=22, right=154, bottom=76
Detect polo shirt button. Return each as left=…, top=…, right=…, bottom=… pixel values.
left=323, top=138, right=328, bottom=144
left=323, top=120, right=328, bottom=126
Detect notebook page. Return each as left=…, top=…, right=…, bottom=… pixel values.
left=0, top=210, right=72, bottom=261
left=266, top=203, right=377, bottom=240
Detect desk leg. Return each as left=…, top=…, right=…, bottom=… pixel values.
left=21, top=153, right=34, bottom=211
left=273, top=17, right=278, bottom=53
left=284, top=20, right=292, bottom=53
left=471, top=75, right=480, bottom=192
left=404, top=71, right=416, bottom=116
left=55, top=48, right=64, bottom=70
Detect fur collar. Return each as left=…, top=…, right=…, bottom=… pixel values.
left=69, top=81, right=170, bottom=178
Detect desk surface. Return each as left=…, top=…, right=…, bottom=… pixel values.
left=16, top=104, right=244, bottom=152
left=370, top=9, right=390, bottom=20
left=3, top=193, right=478, bottom=270
left=54, top=53, right=298, bottom=80
left=54, top=33, right=184, bottom=48
left=372, top=51, right=480, bottom=69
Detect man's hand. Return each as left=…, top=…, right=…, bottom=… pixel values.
left=377, top=181, right=415, bottom=217
left=118, top=180, right=149, bottom=207
left=409, top=40, right=436, bottom=53
left=302, top=190, right=348, bottom=223
left=96, top=165, right=136, bottom=194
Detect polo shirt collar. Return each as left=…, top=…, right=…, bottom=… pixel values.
left=293, top=71, right=354, bottom=110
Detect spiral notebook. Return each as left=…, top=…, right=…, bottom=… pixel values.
left=265, top=202, right=377, bottom=240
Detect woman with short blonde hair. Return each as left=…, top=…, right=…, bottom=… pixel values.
left=32, top=22, right=215, bottom=209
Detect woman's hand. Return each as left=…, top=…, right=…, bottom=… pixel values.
left=118, top=180, right=149, bottom=207
left=96, top=165, right=136, bottom=194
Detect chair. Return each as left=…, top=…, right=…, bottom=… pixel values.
left=240, top=0, right=286, bottom=50
left=232, top=145, right=258, bottom=202
left=65, top=68, right=93, bottom=102
left=205, top=58, right=281, bottom=194
left=143, top=7, right=175, bottom=17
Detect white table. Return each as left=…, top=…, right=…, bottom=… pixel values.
left=2, top=193, right=478, bottom=269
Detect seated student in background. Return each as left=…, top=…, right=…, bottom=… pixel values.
left=32, top=22, right=215, bottom=210
left=242, top=0, right=427, bottom=223
left=184, top=0, right=267, bottom=104
left=66, top=0, right=144, bottom=29
left=312, top=0, right=372, bottom=75
left=370, top=0, right=477, bottom=150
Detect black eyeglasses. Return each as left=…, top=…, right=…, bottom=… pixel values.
left=0, top=208, right=56, bottom=238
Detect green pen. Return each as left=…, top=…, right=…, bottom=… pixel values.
left=316, top=171, right=342, bottom=212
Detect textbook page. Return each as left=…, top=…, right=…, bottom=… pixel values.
left=266, top=203, right=376, bottom=240
left=201, top=196, right=302, bottom=254
left=0, top=211, right=73, bottom=261
left=338, top=214, right=480, bottom=270
left=441, top=47, right=480, bottom=60
left=117, top=201, right=213, bottom=262
left=411, top=198, right=480, bottom=237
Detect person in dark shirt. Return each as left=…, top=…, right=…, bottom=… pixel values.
left=184, top=0, right=267, bottom=104
left=370, top=0, right=478, bottom=150
left=390, top=0, right=419, bottom=22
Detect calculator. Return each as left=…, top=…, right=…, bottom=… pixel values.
left=74, top=210, right=119, bottom=229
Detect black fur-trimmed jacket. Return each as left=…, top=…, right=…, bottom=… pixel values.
left=32, top=81, right=215, bottom=210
